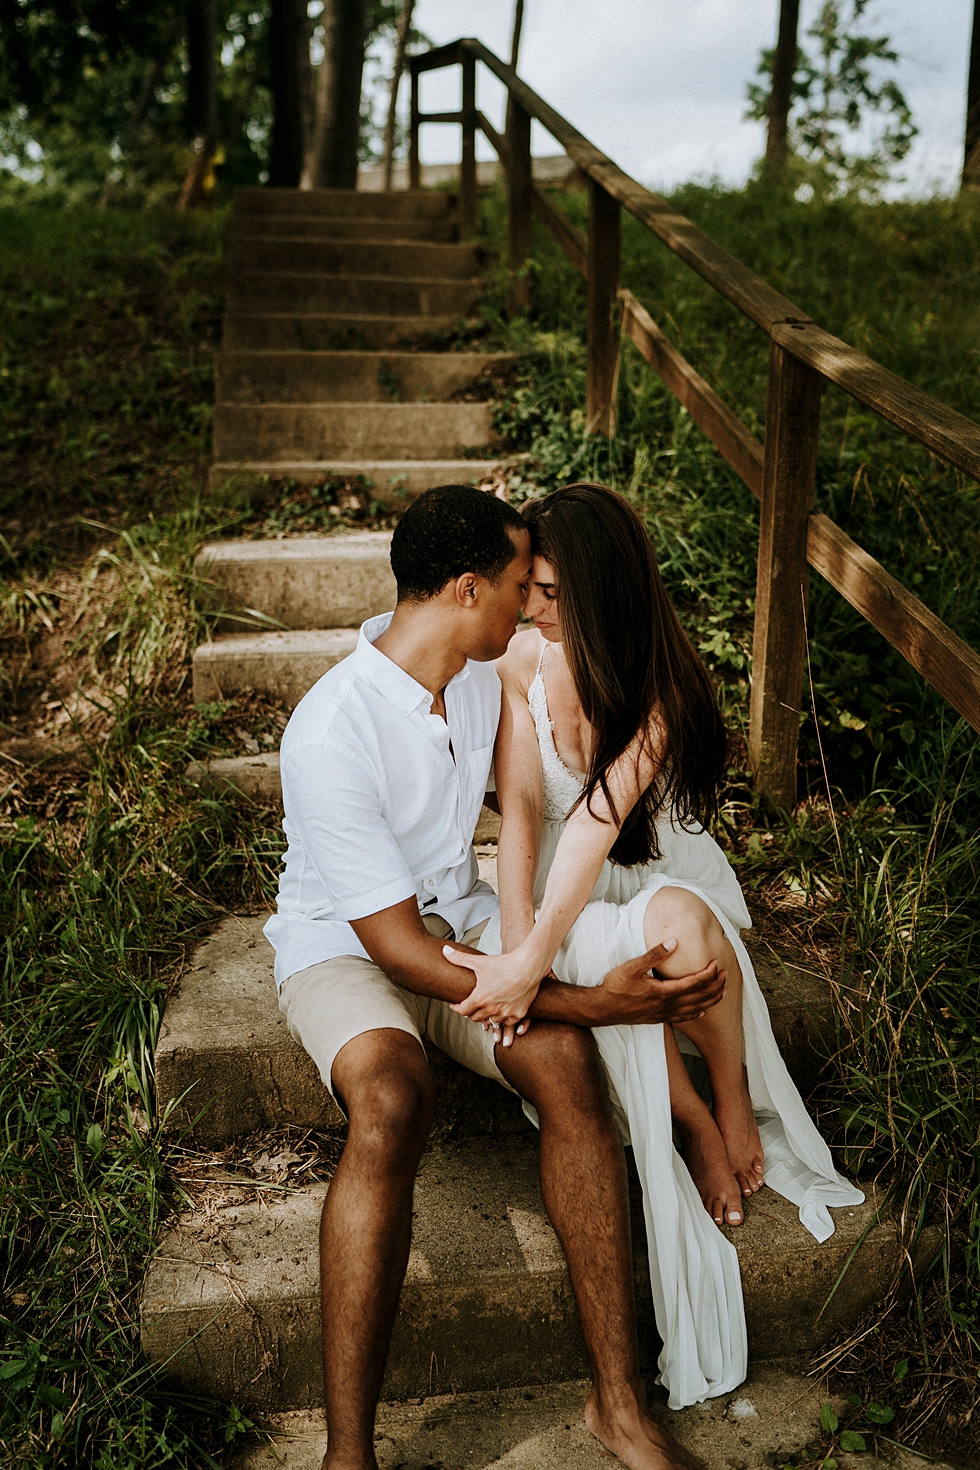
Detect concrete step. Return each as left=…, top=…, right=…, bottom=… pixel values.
left=227, top=238, right=485, bottom=280
left=194, top=531, right=394, bottom=631
left=215, top=350, right=515, bottom=405
left=208, top=459, right=504, bottom=502
left=193, top=629, right=358, bottom=706
left=212, top=402, right=495, bottom=463
left=227, top=1368, right=955, bottom=1470
left=155, top=912, right=834, bottom=1150
left=230, top=214, right=457, bottom=242
left=155, top=913, right=527, bottom=1147
left=222, top=314, right=462, bottom=350
left=233, top=187, right=454, bottom=219
left=224, top=272, right=482, bottom=319
left=141, top=1136, right=895, bottom=1412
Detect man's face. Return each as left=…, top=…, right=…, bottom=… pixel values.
left=468, top=527, right=532, bottom=661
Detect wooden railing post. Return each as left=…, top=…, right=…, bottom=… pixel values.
left=506, top=98, right=532, bottom=315
left=748, top=340, right=822, bottom=808
left=459, top=53, right=477, bottom=235
left=587, top=179, right=621, bottom=435
left=409, top=63, right=421, bottom=188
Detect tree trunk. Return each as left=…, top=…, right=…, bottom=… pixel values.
left=764, top=0, right=799, bottom=180
left=304, top=0, right=367, bottom=190
left=186, top=0, right=217, bottom=146
left=179, top=1, right=218, bottom=211
left=964, top=0, right=980, bottom=188
left=268, top=0, right=311, bottom=188
left=99, top=25, right=178, bottom=208
left=382, top=0, right=415, bottom=189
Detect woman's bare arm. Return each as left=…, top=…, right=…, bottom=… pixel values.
left=448, top=719, right=665, bottom=1026
left=493, top=635, right=544, bottom=953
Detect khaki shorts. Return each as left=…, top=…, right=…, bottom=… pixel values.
left=278, top=915, right=517, bottom=1103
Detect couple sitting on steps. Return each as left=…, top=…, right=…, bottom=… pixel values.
left=264, top=482, right=862, bottom=1470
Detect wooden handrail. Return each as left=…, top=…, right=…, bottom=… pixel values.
left=444, top=38, right=980, bottom=480
left=408, top=38, right=980, bottom=800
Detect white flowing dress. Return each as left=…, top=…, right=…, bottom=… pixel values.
left=479, top=640, right=864, bottom=1410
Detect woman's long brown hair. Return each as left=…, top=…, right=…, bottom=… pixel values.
left=522, top=483, right=729, bottom=866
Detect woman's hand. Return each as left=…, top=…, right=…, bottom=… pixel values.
left=443, top=947, right=545, bottom=1038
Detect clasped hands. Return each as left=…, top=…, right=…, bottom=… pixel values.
left=443, top=936, right=726, bottom=1046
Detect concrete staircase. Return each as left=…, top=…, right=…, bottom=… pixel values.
left=211, top=186, right=513, bottom=499
left=141, top=185, right=912, bottom=1428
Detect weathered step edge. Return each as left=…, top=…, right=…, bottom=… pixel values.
left=192, top=629, right=358, bottom=707
left=211, top=402, right=497, bottom=463
left=214, top=350, right=516, bottom=405
left=208, top=459, right=506, bottom=502
left=141, top=1154, right=925, bottom=1412
left=194, top=531, right=395, bottom=632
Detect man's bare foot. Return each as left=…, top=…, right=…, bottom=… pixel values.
left=674, top=1112, right=744, bottom=1227
left=712, top=1065, right=765, bottom=1198
left=585, top=1389, right=707, bottom=1470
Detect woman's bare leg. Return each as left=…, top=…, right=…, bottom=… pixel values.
left=663, top=1026, right=744, bottom=1226
left=643, top=888, right=765, bottom=1200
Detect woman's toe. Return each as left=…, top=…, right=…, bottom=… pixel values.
left=725, top=1203, right=743, bottom=1226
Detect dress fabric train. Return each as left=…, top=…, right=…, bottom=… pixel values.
left=478, top=640, right=864, bottom=1410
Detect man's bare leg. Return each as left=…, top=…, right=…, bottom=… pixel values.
left=320, top=1029, right=435, bottom=1470
left=663, top=1024, right=743, bottom=1226
left=643, top=888, right=765, bottom=1199
left=496, top=1021, right=706, bottom=1470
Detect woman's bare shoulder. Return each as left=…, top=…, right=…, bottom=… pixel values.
left=495, top=626, right=541, bottom=693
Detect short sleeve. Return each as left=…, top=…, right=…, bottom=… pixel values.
left=281, top=739, right=416, bottom=921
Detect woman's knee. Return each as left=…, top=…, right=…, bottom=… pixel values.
left=644, top=887, right=726, bottom=968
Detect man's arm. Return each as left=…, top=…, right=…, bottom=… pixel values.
left=351, top=898, right=726, bottom=1029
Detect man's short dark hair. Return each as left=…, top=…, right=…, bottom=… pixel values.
left=390, top=485, right=527, bottom=602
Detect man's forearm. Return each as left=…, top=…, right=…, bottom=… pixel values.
left=530, top=975, right=607, bottom=1026
left=380, top=937, right=479, bottom=1003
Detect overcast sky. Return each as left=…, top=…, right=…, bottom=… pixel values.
left=401, top=0, right=973, bottom=196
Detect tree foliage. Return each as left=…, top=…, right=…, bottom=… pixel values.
left=0, top=0, right=422, bottom=203
left=747, top=0, right=917, bottom=196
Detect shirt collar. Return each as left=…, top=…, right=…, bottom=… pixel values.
left=354, top=613, right=470, bottom=718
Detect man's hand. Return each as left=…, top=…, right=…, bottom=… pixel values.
left=590, top=939, right=726, bottom=1027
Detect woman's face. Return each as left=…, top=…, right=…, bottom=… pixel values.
left=523, top=555, right=562, bottom=642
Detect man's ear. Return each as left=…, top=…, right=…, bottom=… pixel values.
left=453, top=572, right=479, bottom=608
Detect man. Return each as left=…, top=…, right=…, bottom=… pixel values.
left=265, top=486, right=724, bottom=1470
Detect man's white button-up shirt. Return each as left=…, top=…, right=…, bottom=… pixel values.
left=264, top=612, right=500, bottom=988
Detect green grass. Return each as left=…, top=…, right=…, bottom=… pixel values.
left=0, top=185, right=977, bottom=1464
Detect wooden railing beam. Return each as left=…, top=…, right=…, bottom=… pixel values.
left=620, top=290, right=763, bottom=496
left=587, top=181, right=620, bottom=436
left=807, top=514, right=980, bottom=733
left=459, top=54, right=477, bottom=236
left=749, top=343, right=823, bottom=807
left=408, top=66, right=420, bottom=189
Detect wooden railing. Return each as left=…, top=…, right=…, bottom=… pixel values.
left=409, top=38, right=980, bottom=808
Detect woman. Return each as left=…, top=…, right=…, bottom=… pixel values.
left=444, top=483, right=863, bottom=1410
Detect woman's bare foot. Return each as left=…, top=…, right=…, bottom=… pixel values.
left=585, top=1390, right=707, bottom=1470
left=674, top=1111, right=744, bottom=1227
left=712, top=1065, right=765, bottom=1198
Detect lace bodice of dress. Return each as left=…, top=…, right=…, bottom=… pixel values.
left=527, top=644, right=585, bottom=821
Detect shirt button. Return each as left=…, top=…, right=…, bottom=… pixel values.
left=424, top=878, right=436, bottom=891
